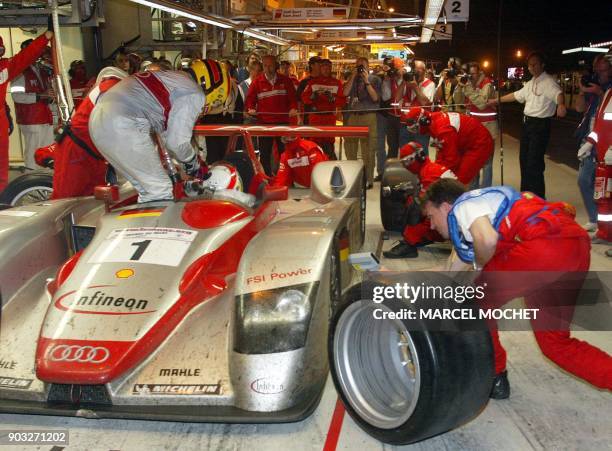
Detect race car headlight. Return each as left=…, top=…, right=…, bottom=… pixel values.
left=234, top=282, right=319, bottom=354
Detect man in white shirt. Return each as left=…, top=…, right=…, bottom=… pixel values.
left=489, top=52, right=566, bottom=198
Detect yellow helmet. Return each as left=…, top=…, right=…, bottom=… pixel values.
left=187, top=59, right=230, bottom=115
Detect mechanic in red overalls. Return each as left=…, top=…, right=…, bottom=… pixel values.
left=10, top=38, right=56, bottom=170
left=578, top=88, right=612, bottom=241
left=423, top=178, right=612, bottom=398
left=402, top=108, right=493, bottom=185
left=0, top=31, right=53, bottom=190
left=42, top=66, right=127, bottom=199
left=384, top=141, right=456, bottom=259
left=68, top=59, right=94, bottom=109
left=301, top=59, right=346, bottom=160
left=271, top=137, right=328, bottom=188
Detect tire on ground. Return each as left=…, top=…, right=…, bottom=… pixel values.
left=329, top=279, right=494, bottom=444
left=380, top=159, right=419, bottom=232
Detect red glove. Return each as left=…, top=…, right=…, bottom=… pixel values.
left=35, top=142, right=57, bottom=168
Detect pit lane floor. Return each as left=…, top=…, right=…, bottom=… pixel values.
left=1, top=134, right=611, bottom=450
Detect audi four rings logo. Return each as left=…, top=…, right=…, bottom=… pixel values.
left=48, top=345, right=110, bottom=363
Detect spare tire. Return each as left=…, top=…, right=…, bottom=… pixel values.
left=0, top=171, right=54, bottom=206
left=329, top=279, right=493, bottom=445
left=380, top=160, right=420, bottom=232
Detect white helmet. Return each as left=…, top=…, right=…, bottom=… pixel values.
left=202, top=163, right=243, bottom=192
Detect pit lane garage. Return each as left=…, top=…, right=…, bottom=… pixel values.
left=1, top=0, right=611, bottom=450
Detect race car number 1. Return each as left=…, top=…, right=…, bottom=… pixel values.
left=88, top=228, right=197, bottom=267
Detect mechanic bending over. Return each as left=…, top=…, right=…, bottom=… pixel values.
left=423, top=178, right=612, bottom=398
left=89, top=60, right=230, bottom=202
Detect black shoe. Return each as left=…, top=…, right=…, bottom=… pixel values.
left=490, top=371, right=510, bottom=399
left=366, top=182, right=374, bottom=190
left=383, top=241, right=418, bottom=259
left=374, top=174, right=382, bottom=182
left=414, top=239, right=434, bottom=248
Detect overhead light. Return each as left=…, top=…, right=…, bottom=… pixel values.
left=420, top=0, right=444, bottom=43
left=127, top=0, right=233, bottom=29
left=389, top=7, right=395, bottom=13
left=280, top=30, right=314, bottom=34
left=590, top=40, right=612, bottom=48
left=242, top=29, right=291, bottom=45
left=562, top=47, right=608, bottom=54
left=366, top=35, right=385, bottom=40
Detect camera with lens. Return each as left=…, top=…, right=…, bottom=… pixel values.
left=357, top=66, right=365, bottom=74
left=460, top=74, right=469, bottom=84
left=403, top=72, right=415, bottom=82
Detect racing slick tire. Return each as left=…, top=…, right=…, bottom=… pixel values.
left=329, top=279, right=494, bottom=445
left=0, top=171, right=53, bottom=206
left=380, top=160, right=420, bottom=232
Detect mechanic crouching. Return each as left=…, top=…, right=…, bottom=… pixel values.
left=270, top=136, right=328, bottom=188
left=422, top=178, right=612, bottom=397
left=89, top=62, right=227, bottom=202
left=383, top=141, right=456, bottom=259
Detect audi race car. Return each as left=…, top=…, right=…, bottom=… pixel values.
left=0, top=125, right=368, bottom=422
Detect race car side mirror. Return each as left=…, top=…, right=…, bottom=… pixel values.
left=95, top=185, right=120, bottom=211
left=263, top=185, right=288, bottom=202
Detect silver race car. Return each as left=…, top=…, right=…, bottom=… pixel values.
left=0, top=125, right=367, bottom=422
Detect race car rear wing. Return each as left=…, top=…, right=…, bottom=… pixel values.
left=193, top=125, right=369, bottom=138
left=192, top=125, right=369, bottom=177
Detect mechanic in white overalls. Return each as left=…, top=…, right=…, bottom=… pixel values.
left=89, top=60, right=230, bottom=202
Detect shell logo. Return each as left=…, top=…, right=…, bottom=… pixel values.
left=115, top=269, right=135, bottom=279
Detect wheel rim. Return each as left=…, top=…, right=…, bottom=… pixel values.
left=11, top=186, right=53, bottom=206
left=333, top=301, right=421, bottom=429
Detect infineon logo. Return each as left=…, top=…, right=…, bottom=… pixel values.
left=54, top=285, right=157, bottom=315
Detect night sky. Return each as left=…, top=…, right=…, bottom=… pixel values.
left=402, top=0, right=612, bottom=73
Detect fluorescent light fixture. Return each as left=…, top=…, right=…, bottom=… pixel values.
left=242, top=29, right=291, bottom=45
left=366, top=35, right=385, bottom=40
left=280, top=30, right=314, bottom=34
left=420, top=0, right=444, bottom=43
left=562, top=47, right=608, bottom=54
left=591, top=41, right=612, bottom=48
left=128, top=0, right=233, bottom=28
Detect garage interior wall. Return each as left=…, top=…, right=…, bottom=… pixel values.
left=2, top=26, right=84, bottom=163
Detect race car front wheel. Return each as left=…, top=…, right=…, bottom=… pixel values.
left=329, top=282, right=494, bottom=445
left=0, top=171, right=53, bottom=206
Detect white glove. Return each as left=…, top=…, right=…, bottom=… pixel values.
left=577, top=141, right=593, bottom=161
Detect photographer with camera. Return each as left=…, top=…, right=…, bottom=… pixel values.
left=378, top=57, right=408, bottom=177
left=436, top=57, right=465, bottom=113
left=459, top=62, right=498, bottom=188
left=396, top=60, right=435, bottom=152
left=575, top=54, right=611, bottom=232
left=342, top=57, right=381, bottom=188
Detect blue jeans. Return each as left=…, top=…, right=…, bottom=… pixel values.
left=578, top=154, right=597, bottom=223
left=470, top=154, right=494, bottom=189
left=376, top=113, right=388, bottom=176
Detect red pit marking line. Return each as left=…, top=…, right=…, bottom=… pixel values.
left=246, top=268, right=312, bottom=285
left=323, top=397, right=346, bottom=451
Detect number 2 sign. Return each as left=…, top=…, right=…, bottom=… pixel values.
left=443, top=0, right=469, bottom=22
